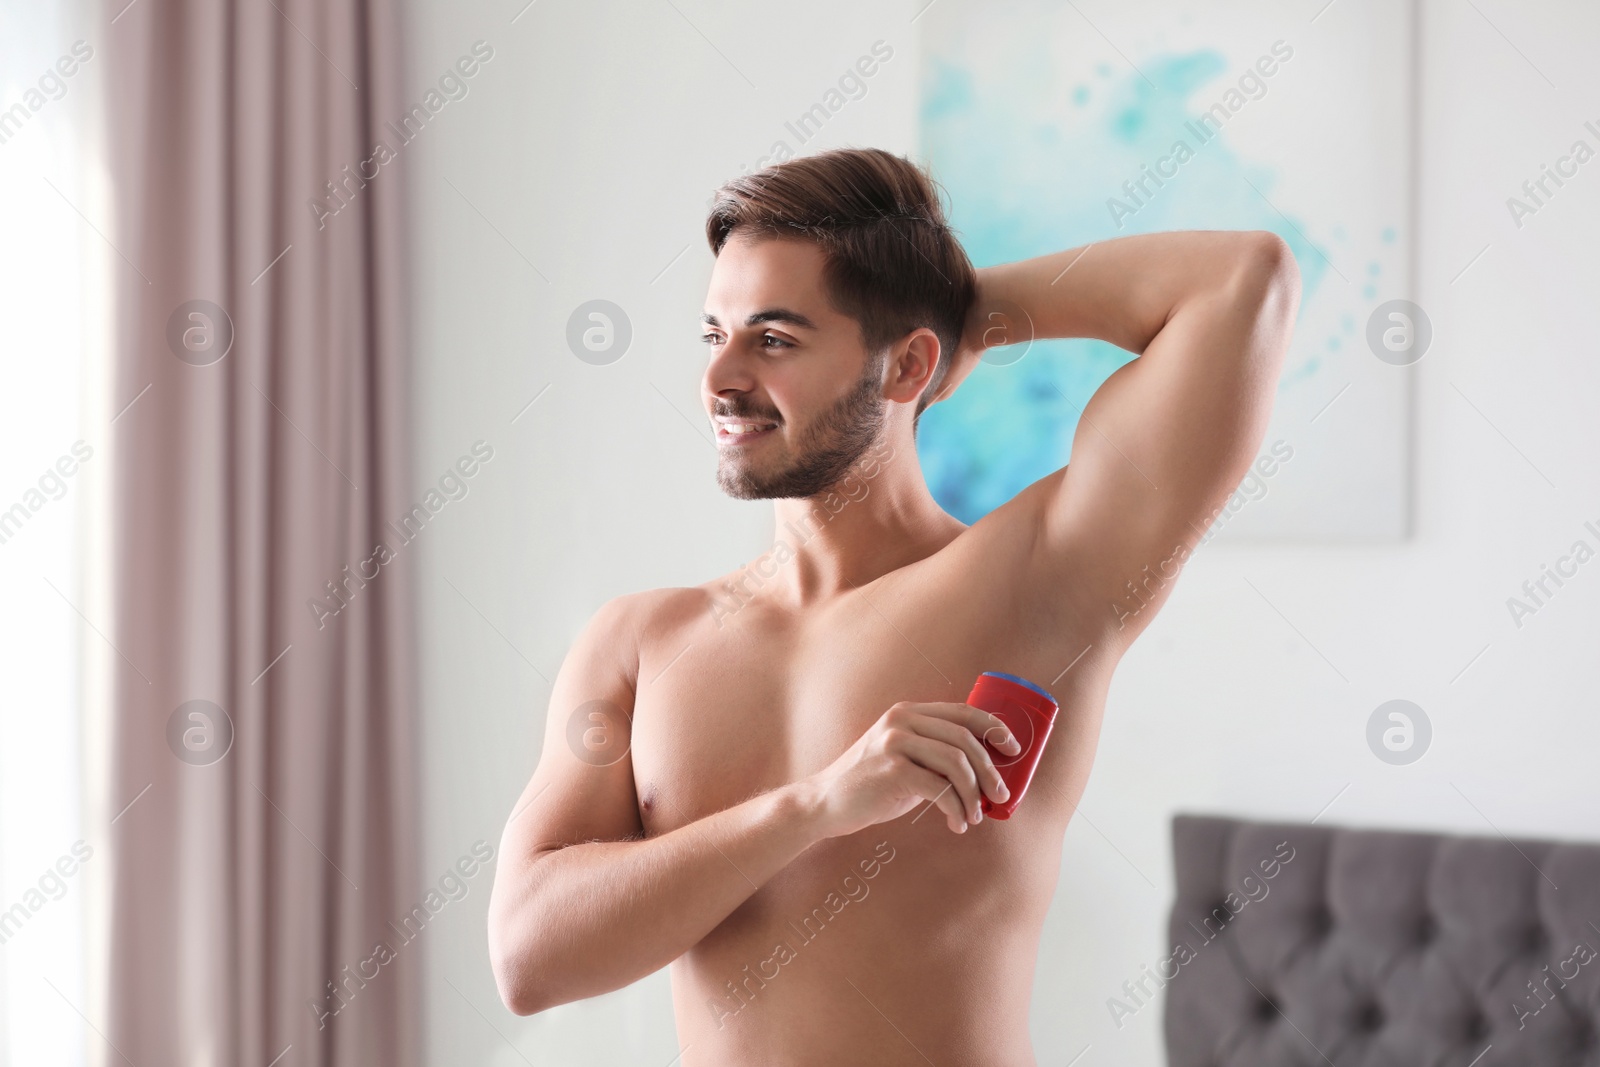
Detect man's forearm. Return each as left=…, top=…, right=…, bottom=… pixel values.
left=489, top=779, right=831, bottom=1014
left=974, top=230, right=1282, bottom=356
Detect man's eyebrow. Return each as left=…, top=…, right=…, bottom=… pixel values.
left=701, top=308, right=819, bottom=330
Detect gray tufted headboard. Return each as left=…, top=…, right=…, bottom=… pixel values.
left=1163, top=814, right=1600, bottom=1067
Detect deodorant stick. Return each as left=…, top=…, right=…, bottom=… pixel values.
left=967, top=671, right=1059, bottom=820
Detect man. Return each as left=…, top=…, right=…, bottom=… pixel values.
left=488, top=147, right=1300, bottom=1064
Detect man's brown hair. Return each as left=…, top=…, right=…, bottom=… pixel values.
left=705, top=147, right=978, bottom=421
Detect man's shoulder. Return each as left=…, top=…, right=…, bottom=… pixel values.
left=561, top=587, right=712, bottom=695
left=583, top=585, right=719, bottom=646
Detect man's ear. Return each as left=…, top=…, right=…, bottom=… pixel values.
left=882, top=328, right=942, bottom=406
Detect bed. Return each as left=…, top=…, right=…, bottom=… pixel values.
left=1163, top=813, right=1600, bottom=1066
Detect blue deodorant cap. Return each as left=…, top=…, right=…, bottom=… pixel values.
left=980, top=671, right=1055, bottom=704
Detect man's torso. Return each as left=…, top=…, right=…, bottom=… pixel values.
left=628, top=482, right=1119, bottom=1065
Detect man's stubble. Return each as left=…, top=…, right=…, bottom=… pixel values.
left=716, top=351, right=888, bottom=501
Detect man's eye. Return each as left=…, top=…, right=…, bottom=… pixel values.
left=700, top=334, right=791, bottom=349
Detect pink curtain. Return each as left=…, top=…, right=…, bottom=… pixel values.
left=104, top=1, right=419, bottom=1063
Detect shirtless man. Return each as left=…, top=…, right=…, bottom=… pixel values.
left=487, top=147, right=1300, bottom=1065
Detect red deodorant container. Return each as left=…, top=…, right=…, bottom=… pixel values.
left=967, top=671, right=1060, bottom=820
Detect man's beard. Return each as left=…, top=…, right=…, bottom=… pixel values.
left=716, top=354, right=886, bottom=500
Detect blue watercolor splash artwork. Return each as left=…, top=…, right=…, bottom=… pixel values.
left=916, top=34, right=1344, bottom=524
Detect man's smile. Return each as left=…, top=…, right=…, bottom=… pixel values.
left=713, top=417, right=779, bottom=446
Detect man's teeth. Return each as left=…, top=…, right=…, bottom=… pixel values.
left=724, top=423, right=771, bottom=434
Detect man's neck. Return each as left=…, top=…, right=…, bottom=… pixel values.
left=764, top=442, right=964, bottom=607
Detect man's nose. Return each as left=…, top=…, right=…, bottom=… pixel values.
left=702, top=337, right=759, bottom=399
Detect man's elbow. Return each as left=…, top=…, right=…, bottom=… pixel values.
left=497, top=980, right=545, bottom=1018
left=499, top=981, right=550, bottom=1018
left=489, top=931, right=552, bottom=1016
left=488, top=885, right=560, bottom=1016
left=1216, top=231, right=1300, bottom=374
left=1237, top=230, right=1301, bottom=319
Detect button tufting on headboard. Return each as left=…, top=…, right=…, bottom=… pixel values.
left=1353, top=1000, right=1383, bottom=1031
left=1163, top=814, right=1600, bottom=1067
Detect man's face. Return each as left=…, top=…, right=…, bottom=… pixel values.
left=701, top=233, right=887, bottom=500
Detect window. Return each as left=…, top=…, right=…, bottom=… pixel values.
left=0, top=1, right=104, bottom=1063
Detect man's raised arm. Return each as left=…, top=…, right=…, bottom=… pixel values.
left=943, top=230, right=1301, bottom=643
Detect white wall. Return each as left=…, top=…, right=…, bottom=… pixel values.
left=402, top=1, right=1600, bottom=1063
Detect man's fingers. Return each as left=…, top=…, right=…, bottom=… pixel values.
left=904, top=764, right=969, bottom=834
left=907, top=715, right=1011, bottom=806
left=908, top=701, right=1022, bottom=756
left=894, top=734, right=982, bottom=825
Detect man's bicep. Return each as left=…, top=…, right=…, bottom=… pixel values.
left=1035, top=239, right=1297, bottom=640
left=500, top=596, right=646, bottom=863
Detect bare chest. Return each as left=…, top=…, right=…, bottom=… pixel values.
left=629, top=561, right=1090, bottom=834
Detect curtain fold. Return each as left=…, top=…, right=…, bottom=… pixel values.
left=104, top=1, right=419, bottom=1063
